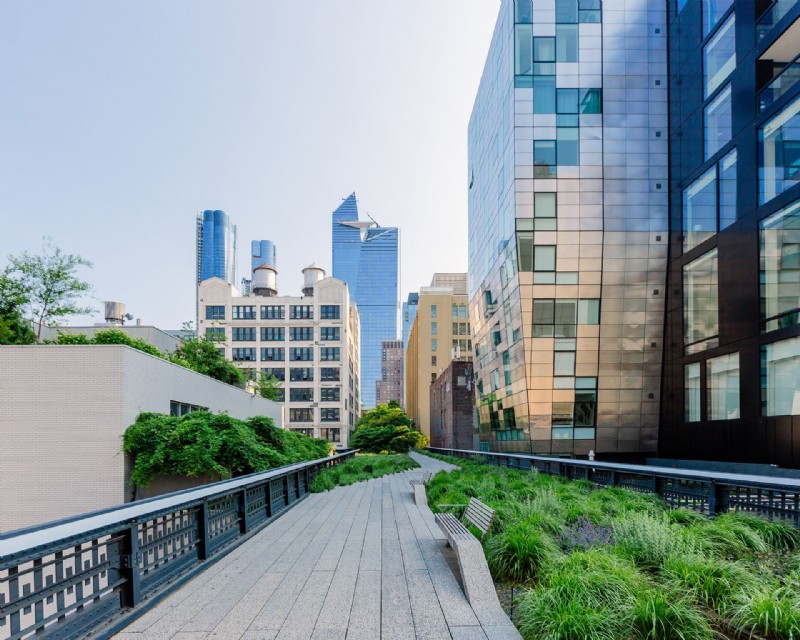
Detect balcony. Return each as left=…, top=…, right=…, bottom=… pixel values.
left=758, top=15, right=800, bottom=112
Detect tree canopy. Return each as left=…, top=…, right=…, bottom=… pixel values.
left=349, top=401, right=429, bottom=453
left=1, top=239, right=94, bottom=339
left=168, top=336, right=244, bottom=387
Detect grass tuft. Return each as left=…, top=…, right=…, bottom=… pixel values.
left=630, top=590, right=715, bottom=640
left=485, top=523, right=561, bottom=583
left=729, top=583, right=800, bottom=639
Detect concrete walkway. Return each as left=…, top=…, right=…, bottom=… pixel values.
left=114, top=453, right=518, bottom=640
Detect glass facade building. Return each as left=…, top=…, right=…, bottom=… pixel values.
left=251, top=240, right=276, bottom=270
left=196, top=210, right=238, bottom=286
left=661, top=0, right=800, bottom=467
left=468, top=0, right=669, bottom=456
left=332, top=193, right=399, bottom=408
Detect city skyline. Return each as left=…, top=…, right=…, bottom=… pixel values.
left=0, top=1, right=498, bottom=329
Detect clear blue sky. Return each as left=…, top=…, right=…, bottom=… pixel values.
left=0, top=1, right=498, bottom=329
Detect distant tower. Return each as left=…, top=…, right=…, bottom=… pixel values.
left=243, top=240, right=277, bottom=295
left=196, top=210, right=238, bottom=286
left=251, top=240, right=277, bottom=270
left=331, top=193, right=399, bottom=408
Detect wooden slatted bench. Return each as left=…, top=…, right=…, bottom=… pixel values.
left=433, top=505, right=520, bottom=638
left=464, top=497, right=495, bottom=539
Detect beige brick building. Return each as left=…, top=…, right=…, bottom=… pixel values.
left=405, top=274, right=472, bottom=437
left=0, top=345, right=282, bottom=533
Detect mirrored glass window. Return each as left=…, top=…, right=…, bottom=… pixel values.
left=703, top=0, right=733, bottom=37
left=705, top=84, right=732, bottom=159
left=762, top=336, right=800, bottom=416
left=707, top=353, right=740, bottom=420
left=760, top=200, right=800, bottom=331
left=683, top=249, right=719, bottom=349
left=704, top=14, right=735, bottom=97
left=759, top=95, right=800, bottom=204
left=685, top=362, right=701, bottom=422
left=683, top=167, right=717, bottom=251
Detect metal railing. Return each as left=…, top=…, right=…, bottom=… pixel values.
left=759, top=52, right=800, bottom=112
left=427, top=448, right=800, bottom=526
left=0, top=451, right=356, bottom=640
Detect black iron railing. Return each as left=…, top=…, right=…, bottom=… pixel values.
left=427, top=448, right=800, bottom=526
left=0, top=451, right=355, bottom=640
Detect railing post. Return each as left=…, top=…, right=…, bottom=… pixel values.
left=708, top=482, right=728, bottom=515
left=197, top=500, right=210, bottom=560
left=283, top=476, right=290, bottom=507
left=609, top=470, right=616, bottom=486
left=266, top=481, right=273, bottom=518
left=239, top=489, right=249, bottom=535
left=119, top=523, right=141, bottom=608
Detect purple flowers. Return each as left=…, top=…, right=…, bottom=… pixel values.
left=559, top=516, right=614, bottom=552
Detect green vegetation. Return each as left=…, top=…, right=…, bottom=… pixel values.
left=424, top=452, right=800, bottom=640
left=48, top=327, right=245, bottom=387
left=349, top=401, right=429, bottom=453
left=309, top=453, right=419, bottom=492
left=255, top=372, right=282, bottom=400
left=167, top=335, right=244, bottom=386
left=0, top=240, right=93, bottom=342
left=123, top=411, right=330, bottom=487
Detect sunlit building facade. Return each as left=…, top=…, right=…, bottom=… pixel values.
left=468, top=0, right=668, bottom=456
left=332, top=193, right=399, bottom=408
left=406, top=276, right=472, bottom=438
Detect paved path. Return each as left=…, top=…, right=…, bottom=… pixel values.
left=113, top=453, right=516, bottom=640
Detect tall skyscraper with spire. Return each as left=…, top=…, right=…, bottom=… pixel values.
left=332, top=193, right=399, bottom=408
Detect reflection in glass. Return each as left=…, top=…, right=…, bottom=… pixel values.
left=707, top=353, right=740, bottom=419
left=683, top=167, right=716, bottom=251
left=685, top=362, right=701, bottom=422
left=719, top=149, right=737, bottom=230
left=760, top=200, right=800, bottom=330
left=762, top=337, right=800, bottom=416
left=683, top=249, right=719, bottom=348
left=759, top=95, right=800, bottom=205
left=704, top=14, right=735, bottom=97
left=705, top=84, right=732, bottom=159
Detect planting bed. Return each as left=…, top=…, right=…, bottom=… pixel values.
left=310, top=452, right=419, bottom=492
left=424, top=452, right=800, bottom=640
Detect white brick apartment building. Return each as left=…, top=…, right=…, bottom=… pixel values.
left=198, top=264, right=360, bottom=449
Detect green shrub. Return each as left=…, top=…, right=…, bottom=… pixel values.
left=630, top=590, right=714, bottom=640
left=613, top=512, right=695, bottom=570
left=485, top=523, right=561, bottom=583
left=516, top=549, right=644, bottom=640
left=691, top=513, right=768, bottom=556
left=516, top=588, right=624, bottom=640
left=123, top=411, right=328, bottom=486
left=725, top=513, right=800, bottom=551
left=309, top=453, right=419, bottom=492
left=729, top=583, right=800, bottom=639
left=661, top=554, right=751, bottom=611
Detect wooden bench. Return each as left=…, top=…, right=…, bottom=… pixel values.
left=464, top=497, right=495, bottom=539
left=434, top=505, right=520, bottom=638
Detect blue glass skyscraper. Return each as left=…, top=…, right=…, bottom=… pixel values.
left=251, top=240, right=276, bottom=270
left=332, top=193, right=399, bottom=408
left=196, top=210, right=238, bottom=285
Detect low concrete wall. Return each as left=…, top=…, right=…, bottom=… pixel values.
left=0, top=345, right=283, bottom=532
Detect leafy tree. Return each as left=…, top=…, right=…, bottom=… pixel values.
left=2, top=239, right=94, bottom=339
left=0, top=275, right=36, bottom=344
left=255, top=373, right=283, bottom=401
left=350, top=401, right=429, bottom=453
left=168, top=336, right=244, bottom=387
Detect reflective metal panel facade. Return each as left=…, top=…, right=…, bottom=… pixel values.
left=468, top=0, right=668, bottom=456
